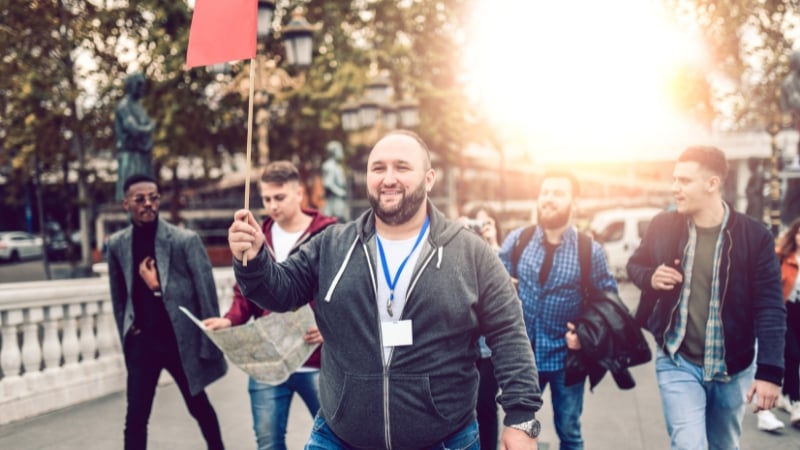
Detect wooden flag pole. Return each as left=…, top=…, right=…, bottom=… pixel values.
left=242, top=58, right=256, bottom=266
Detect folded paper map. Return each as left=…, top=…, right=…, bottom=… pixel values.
left=180, top=305, right=319, bottom=385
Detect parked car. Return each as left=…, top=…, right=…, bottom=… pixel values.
left=0, top=231, right=44, bottom=262
left=589, top=207, right=662, bottom=280
left=42, top=220, right=71, bottom=261
left=46, top=231, right=71, bottom=261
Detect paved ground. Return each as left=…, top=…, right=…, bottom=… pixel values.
left=0, top=282, right=798, bottom=449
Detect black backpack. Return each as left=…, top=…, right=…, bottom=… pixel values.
left=511, top=225, right=652, bottom=389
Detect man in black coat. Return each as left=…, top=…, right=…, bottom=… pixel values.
left=627, top=146, right=786, bottom=449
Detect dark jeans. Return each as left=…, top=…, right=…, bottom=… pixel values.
left=785, top=301, right=800, bottom=401
left=123, top=330, right=224, bottom=450
left=476, top=358, right=498, bottom=450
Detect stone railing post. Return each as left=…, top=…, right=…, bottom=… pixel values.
left=61, top=304, right=82, bottom=383
left=79, top=302, right=99, bottom=375
left=0, top=268, right=237, bottom=426
left=96, top=301, right=122, bottom=374
left=41, top=305, right=64, bottom=386
left=0, top=309, right=24, bottom=399
left=21, top=307, right=44, bottom=391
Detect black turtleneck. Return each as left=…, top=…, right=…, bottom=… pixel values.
left=131, top=220, right=170, bottom=337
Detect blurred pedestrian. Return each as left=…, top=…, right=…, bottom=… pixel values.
left=204, top=161, right=336, bottom=450
left=460, top=204, right=502, bottom=450
left=774, top=217, right=800, bottom=427
left=498, top=171, right=618, bottom=450
left=627, top=146, right=786, bottom=449
left=107, top=174, right=226, bottom=450
left=228, top=130, right=542, bottom=449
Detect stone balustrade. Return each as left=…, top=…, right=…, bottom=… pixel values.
left=0, top=267, right=236, bottom=426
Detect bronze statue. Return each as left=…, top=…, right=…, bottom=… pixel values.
left=115, top=72, right=156, bottom=200
left=745, top=157, right=765, bottom=222
left=781, top=50, right=800, bottom=119
left=321, top=141, right=350, bottom=221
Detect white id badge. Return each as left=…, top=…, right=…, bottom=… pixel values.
left=381, top=320, right=413, bottom=347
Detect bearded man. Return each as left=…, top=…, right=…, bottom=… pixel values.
left=228, top=130, right=543, bottom=449
left=499, top=171, right=618, bottom=450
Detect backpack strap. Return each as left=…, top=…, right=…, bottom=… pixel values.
left=511, top=225, right=537, bottom=279
left=577, top=231, right=592, bottom=297
left=512, top=225, right=593, bottom=292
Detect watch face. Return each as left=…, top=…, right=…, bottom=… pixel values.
left=513, top=419, right=541, bottom=438
left=531, top=419, right=541, bottom=437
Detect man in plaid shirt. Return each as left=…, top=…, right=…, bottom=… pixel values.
left=499, top=171, right=618, bottom=450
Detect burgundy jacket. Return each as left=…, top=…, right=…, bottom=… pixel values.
left=225, top=208, right=337, bottom=368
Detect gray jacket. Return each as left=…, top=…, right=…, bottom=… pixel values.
left=235, top=201, right=541, bottom=449
left=107, top=218, right=227, bottom=396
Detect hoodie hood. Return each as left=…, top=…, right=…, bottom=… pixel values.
left=262, top=208, right=338, bottom=255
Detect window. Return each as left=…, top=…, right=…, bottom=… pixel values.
left=637, top=220, right=652, bottom=239
left=598, top=221, right=624, bottom=243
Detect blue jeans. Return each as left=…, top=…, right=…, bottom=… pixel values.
left=539, top=370, right=585, bottom=450
left=249, top=371, right=320, bottom=450
left=655, top=348, right=755, bottom=450
left=305, top=414, right=479, bottom=450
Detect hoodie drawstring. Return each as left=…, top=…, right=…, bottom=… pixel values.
left=324, top=236, right=359, bottom=302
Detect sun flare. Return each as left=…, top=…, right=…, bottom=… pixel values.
left=464, top=0, right=707, bottom=162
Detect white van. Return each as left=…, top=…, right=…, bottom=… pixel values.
left=589, top=207, right=662, bottom=280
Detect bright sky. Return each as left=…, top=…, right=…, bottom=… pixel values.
left=463, top=0, right=708, bottom=162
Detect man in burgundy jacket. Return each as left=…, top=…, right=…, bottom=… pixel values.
left=204, top=161, right=336, bottom=450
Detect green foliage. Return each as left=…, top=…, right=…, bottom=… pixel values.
left=664, top=0, right=799, bottom=129
left=1, top=0, right=489, bottom=210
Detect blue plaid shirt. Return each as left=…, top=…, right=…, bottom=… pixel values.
left=499, top=226, right=618, bottom=372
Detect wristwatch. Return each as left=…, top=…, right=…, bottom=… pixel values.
left=509, top=418, right=541, bottom=438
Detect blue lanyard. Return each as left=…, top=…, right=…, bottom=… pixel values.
left=376, top=216, right=430, bottom=317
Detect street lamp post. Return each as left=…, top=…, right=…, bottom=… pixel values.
left=338, top=72, right=420, bottom=150
left=336, top=72, right=420, bottom=217
left=219, top=2, right=316, bottom=166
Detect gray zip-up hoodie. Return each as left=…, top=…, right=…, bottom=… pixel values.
left=234, top=201, right=542, bottom=449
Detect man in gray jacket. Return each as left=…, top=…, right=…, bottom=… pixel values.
left=229, top=130, right=542, bottom=449
left=108, top=174, right=227, bottom=450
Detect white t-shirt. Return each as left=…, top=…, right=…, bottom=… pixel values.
left=271, top=222, right=305, bottom=263
left=375, top=228, right=429, bottom=363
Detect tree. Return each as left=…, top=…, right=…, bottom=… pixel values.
left=663, top=0, right=799, bottom=130
left=1, top=0, right=127, bottom=271
left=253, top=0, right=488, bottom=167
left=1, top=0, right=494, bottom=267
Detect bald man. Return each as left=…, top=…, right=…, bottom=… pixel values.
left=229, top=130, right=542, bottom=449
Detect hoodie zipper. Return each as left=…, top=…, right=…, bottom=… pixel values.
left=717, top=229, right=732, bottom=379
left=357, top=240, right=394, bottom=449
left=377, top=244, right=438, bottom=450
left=327, top=229, right=444, bottom=449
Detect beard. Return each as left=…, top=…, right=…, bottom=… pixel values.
left=368, top=180, right=427, bottom=226
left=537, top=204, right=571, bottom=229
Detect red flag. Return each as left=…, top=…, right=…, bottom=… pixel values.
left=185, top=0, right=257, bottom=68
